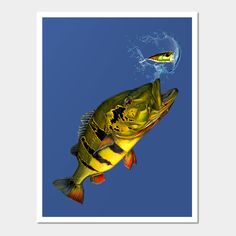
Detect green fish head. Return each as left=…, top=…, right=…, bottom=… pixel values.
left=105, top=79, right=178, bottom=138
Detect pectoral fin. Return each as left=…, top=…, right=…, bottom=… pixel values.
left=123, top=149, right=137, bottom=170
left=90, top=173, right=106, bottom=184
left=94, top=134, right=114, bottom=154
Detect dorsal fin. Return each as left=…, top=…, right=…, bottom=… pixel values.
left=77, top=110, right=94, bottom=138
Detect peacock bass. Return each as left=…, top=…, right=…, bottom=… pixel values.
left=53, top=79, right=178, bottom=204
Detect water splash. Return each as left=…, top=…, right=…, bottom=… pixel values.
left=128, top=32, right=181, bottom=81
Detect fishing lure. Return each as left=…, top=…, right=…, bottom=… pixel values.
left=53, top=79, right=178, bottom=203
left=140, top=51, right=175, bottom=63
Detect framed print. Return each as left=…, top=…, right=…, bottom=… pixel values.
left=37, top=12, right=198, bottom=223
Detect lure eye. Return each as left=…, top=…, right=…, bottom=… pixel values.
left=124, top=97, right=132, bottom=105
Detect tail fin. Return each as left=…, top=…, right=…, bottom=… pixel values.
left=53, top=178, right=84, bottom=204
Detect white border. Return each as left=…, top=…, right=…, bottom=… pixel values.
left=37, top=12, right=198, bottom=223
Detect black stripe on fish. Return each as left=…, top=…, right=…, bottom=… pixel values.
left=111, top=107, right=126, bottom=124
left=90, top=119, right=123, bottom=153
left=90, top=120, right=107, bottom=141
left=80, top=159, right=98, bottom=172
left=90, top=119, right=123, bottom=154
left=109, top=142, right=124, bottom=154
left=81, top=137, right=112, bottom=166
left=93, top=152, right=112, bottom=165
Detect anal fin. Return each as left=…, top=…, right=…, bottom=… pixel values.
left=124, top=149, right=137, bottom=170
left=90, top=173, right=106, bottom=184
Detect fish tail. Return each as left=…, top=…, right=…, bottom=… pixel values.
left=53, top=178, right=84, bottom=204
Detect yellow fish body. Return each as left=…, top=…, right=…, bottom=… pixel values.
left=53, top=79, right=178, bottom=203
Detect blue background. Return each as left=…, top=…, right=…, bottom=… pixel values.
left=43, top=17, right=192, bottom=217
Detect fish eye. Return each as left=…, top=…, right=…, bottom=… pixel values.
left=124, top=97, right=132, bottom=105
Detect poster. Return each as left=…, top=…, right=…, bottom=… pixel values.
left=37, top=12, right=198, bottom=223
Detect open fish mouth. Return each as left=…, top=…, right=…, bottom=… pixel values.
left=152, top=79, right=178, bottom=106
left=161, top=88, right=178, bottom=104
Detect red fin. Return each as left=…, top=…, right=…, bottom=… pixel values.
left=53, top=178, right=84, bottom=204
left=68, top=185, right=84, bottom=204
left=124, top=150, right=137, bottom=170
left=90, top=173, right=106, bottom=184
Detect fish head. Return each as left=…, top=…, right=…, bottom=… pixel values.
left=105, top=79, right=178, bottom=138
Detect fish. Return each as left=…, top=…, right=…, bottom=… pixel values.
left=140, top=51, right=175, bottom=63
left=53, top=79, right=178, bottom=204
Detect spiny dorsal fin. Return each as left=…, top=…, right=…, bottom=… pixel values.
left=77, top=110, right=94, bottom=138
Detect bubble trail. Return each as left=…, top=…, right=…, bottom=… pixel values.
left=128, top=32, right=181, bottom=81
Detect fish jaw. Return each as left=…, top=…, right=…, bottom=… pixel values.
left=149, top=79, right=178, bottom=124
left=161, top=88, right=178, bottom=108
left=152, top=79, right=162, bottom=108
left=152, top=79, right=178, bottom=108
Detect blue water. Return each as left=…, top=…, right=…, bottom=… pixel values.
left=43, top=17, right=192, bottom=217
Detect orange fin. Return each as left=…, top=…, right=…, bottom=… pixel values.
left=53, top=178, right=84, bottom=204
left=90, top=173, right=106, bottom=184
left=68, top=186, right=84, bottom=203
left=94, top=135, right=114, bottom=154
left=124, top=150, right=137, bottom=170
